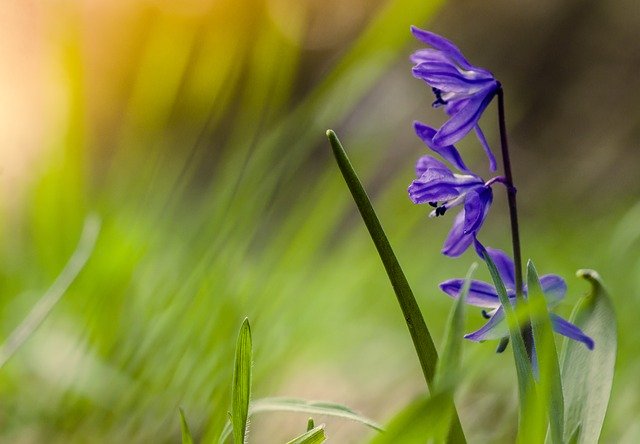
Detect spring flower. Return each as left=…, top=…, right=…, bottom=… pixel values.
left=411, top=26, right=500, bottom=171
left=408, top=155, right=498, bottom=257
left=439, top=247, right=595, bottom=349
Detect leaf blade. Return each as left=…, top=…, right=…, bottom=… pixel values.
left=285, top=425, right=326, bottom=444
left=231, top=318, right=252, bottom=444
left=561, top=270, right=616, bottom=444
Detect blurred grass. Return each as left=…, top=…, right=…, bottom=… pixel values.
left=0, top=0, right=638, bottom=442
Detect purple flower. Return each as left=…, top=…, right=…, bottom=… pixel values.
left=439, top=247, right=595, bottom=350
left=408, top=155, right=495, bottom=257
left=410, top=26, right=500, bottom=171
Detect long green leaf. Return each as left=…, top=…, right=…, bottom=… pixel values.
left=326, top=130, right=466, bottom=443
left=179, top=408, right=195, bottom=444
left=218, top=397, right=382, bottom=443
left=286, top=425, right=326, bottom=444
left=436, top=263, right=477, bottom=390
left=481, top=250, right=534, bottom=427
left=231, top=318, right=252, bottom=444
left=526, top=260, right=564, bottom=443
left=561, top=270, right=616, bottom=444
left=437, top=263, right=476, bottom=444
left=250, top=398, right=382, bottom=431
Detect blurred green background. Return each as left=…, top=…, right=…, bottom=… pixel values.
left=0, top=0, right=639, bottom=442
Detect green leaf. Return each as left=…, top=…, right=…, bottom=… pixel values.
left=250, top=398, right=383, bottom=432
left=286, top=424, right=326, bottom=444
left=231, top=318, right=252, bottom=444
left=370, top=392, right=452, bottom=444
left=561, top=270, right=616, bottom=444
left=481, top=250, right=534, bottom=427
left=436, top=263, right=476, bottom=444
left=218, top=397, right=381, bottom=443
left=435, top=262, right=477, bottom=390
left=526, top=260, right=564, bottom=443
left=179, top=408, right=194, bottom=444
left=326, top=130, right=466, bottom=443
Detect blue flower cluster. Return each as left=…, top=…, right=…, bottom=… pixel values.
left=409, top=27, right=593, bottom=350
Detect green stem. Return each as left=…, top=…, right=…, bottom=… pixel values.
left=326, top=130, right=466, bottom=443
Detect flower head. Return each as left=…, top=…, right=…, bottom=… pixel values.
left=408, top=153, right=495, bottom=257
left=410, top=26, right=500, bottom=171
left=439, top=247, right=594, bottom=350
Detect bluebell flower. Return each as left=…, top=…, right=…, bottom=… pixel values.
left=439, top=247, right=595, bottom=349
left=410, top=26, right=500, bottom=171
left=408, top=155, right=497, bottom=257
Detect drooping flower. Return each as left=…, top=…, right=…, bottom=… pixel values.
left=408, top=154, right=497, bottom=257
left=410, top=26, right=500, bottom=171
left=439, top=247, right=594, bottom=350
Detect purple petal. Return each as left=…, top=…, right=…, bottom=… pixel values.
left=482, top=247, right=516, bottom=290
left=465, top=307, right=507, bottom=341
left=474, top=125, right=497, bottom=172
left=540, top=274, right=567, bottom=307
left=414, top=122, right=470, bottom=172
left=550, top=314, right=595, bottom=350
left=442, top=211, right=474, bottom=257
left=412, top=62, right=495, bottom=93
left=410, top=26, right=492, bottom=76
left=463, top=187, right=492, bottom=235
left=410, top=48, right=451, bottom=65
left=432, top=86, right=498, bottom=148
left=439, top=279, right=501, bottom=308
left=414, top=154, right=451, bottom=177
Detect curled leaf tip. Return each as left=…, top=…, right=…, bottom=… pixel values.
left=576, top=269, right=601, bottom=283
left=326, top=129, right=335, bottom=138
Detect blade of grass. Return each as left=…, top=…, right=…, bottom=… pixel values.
left=218, top=397, right=382, bottom=443
left=0, top=215, right=101, bottom=368
left=481, top=250, right=534, bottom=431
left=179, top=408, right=195, bottom=444
left=527, top=260, right=564, bottom=443
left=326, top=130, right=466, bottom=443
left=231, top=318, right=252, bottom=444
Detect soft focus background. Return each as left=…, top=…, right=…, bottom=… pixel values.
left=1, top=0, right=639, bottom=442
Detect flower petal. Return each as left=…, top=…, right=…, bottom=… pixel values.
left=414, top=121, right=470, bottom=172
left=540, top=274, right=567, bottom=308
left=412, top=62, right=495, bottom=93
left=414, top=154, right=451, bottom=177
left=463, top=187, right=492, bottom=235
left=484, top=247, right=516, bottom=290
left=410, top=26, right=492, bottom=76
left=439, top=279, right=501, bottom=308
left=410, top=48, right=451, bottom=65
left=550, top=314, right=595, bottom=350
left=464, top=307, right=507, bottom=341
left=474, top=125, right=497, bottom=172
left=432, top=86, right=498, bottom=148
left=441, top=211, right=474, bottom=257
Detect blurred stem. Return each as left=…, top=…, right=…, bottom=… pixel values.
left=497, top=87, right=533, bottom=358
left=326, top=130, right=466, bottom=443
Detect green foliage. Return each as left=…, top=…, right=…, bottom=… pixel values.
left=561, top=270, right=616, bottom=444
left=179, top=408, right=194, bottom=444
left=231, top=319, right=252, bottom=444
left=522, top=261, right=564, bottom=443
left=481, top=250, right=535, bottom=431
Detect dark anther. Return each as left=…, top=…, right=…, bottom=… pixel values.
left=428, top=201, right=438, bottom=207
left=481, top=310, right=491, bottom=319
left=431, top=87, right=448, bottom=108
left=435, top=206, right=447, bottom=217
left=496, top=337, right=510, bottom=353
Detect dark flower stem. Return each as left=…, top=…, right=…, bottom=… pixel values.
left=496, top=87, right=533, bottom=356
